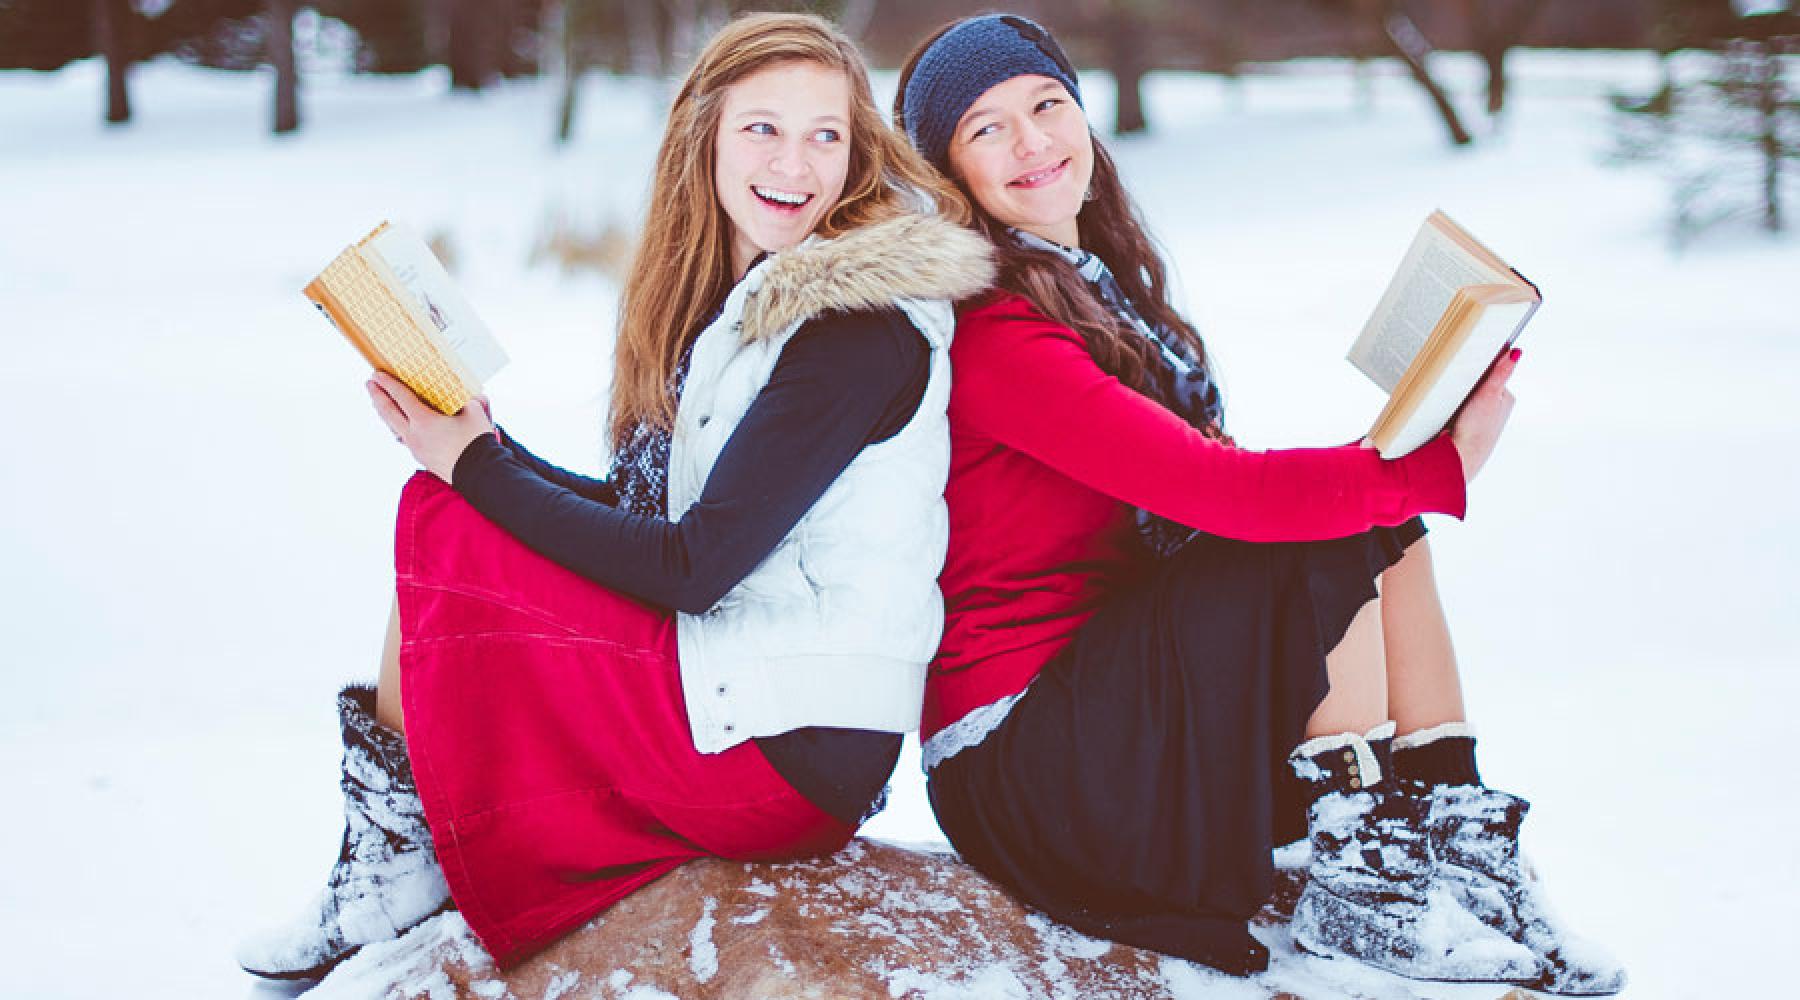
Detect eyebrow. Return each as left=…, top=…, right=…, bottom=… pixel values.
left=732, top=108, right=848, bottom=125
left=958, top=81, right=1063, bottom=134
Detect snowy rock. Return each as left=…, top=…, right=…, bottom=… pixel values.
left=309, top=839, right=1539, bottom=999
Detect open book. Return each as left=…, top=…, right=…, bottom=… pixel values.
left=1347, top=211, right=1541, bottom=459
left=304, top=222, right=509, bottom=415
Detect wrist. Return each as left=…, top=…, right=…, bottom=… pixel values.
left=449, top=431, right=500, bottom=488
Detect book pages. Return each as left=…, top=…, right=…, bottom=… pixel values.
left=366, top=224, right=509, bottom=387
left=1348, top=215, right=1511, bottom=393
left=1375, top=295, right=1536, bottom=458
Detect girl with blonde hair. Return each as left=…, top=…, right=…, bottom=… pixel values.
left=239, top=12, right=989, bottom=980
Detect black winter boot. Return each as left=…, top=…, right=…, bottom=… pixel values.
left=1288, top=724, right=1541, bottom=984
left=1424, top=783, right=1627, bottom=996
left=236, top=685, right=451, bottom=981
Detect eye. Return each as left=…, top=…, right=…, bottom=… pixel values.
left=744, top=122, right=776, bottom=136
left=1034, top=97, right=1062, bottom=113
left=968, top=121, right=1000, bottom=142
left=811, top=127, right=841, bottom=143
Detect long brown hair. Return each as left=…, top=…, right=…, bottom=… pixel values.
left=894, top=20, right=1224, bottom=437
left=610, top=12, right=966, bottom=450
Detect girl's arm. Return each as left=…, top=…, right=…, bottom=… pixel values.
left=450, top=307, right=929, bottom=613
left=954, top=294, right=1468, bottom=543
left=490, top=428, right=621, bottom=508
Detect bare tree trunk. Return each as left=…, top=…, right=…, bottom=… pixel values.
left=94, top=0, right=132, bottom=125
left=1482, top=45, right=1506, bottom=115
left=557, top=0, right=579, bottom=143
left=449, top=0, right=499, bottom=91
left=424, top=0, right=451, bottom=66
left=1460, top=0, right=1546, bottom=116
left=1105, top=10, right=1150, bottom=134
left=1757, top=47, right=1783, bottom=232
left=268, top=0, right=300, bottom=134
left=1383, top=10, right=1472, bottom=145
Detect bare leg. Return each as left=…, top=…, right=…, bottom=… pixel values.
left=376, top=596, right=406, bottom=733
left=1304, top=593, right=1388, bottom=738
left=1377, top=537, right=1467, bottom=735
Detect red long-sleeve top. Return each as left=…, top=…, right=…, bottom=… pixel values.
left=922, top=292, right=1470, bottom=741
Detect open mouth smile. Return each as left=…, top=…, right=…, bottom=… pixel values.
left=1009, top=158, right=1070, bottom=189
left=753, top=185, right=814, bottom=211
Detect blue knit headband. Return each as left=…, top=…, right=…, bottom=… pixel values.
left=900, top=14, right=1083, bottom=172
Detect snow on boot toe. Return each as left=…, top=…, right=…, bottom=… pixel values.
left=237, top=685, right=451, bottom=981
left=1536, top=935, right=1628, bottom=996
left=1292, top=787, right=1543, bottom=984
left=1293, top=864, right=1541, bottom=982
left=236, top=856, right=450, bottom=980
left=1425, top=783, right=1626, bottom=995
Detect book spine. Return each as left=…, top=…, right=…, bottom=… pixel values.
left=304, top=273, right=389, bottom=376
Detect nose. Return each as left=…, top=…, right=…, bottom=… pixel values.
left=1014, top=117, right=1052, bottom=159
left=768, top=134, right=809, bottom=178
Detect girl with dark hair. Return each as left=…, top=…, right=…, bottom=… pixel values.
left=236, top=11, right=991, bottom=982
left=894, top=14, right=1621, bottom=993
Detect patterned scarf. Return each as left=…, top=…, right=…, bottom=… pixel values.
left=607, top=262, right=762, bottom=518
left=604, top=344, right=693, bottom=518
left=1010, top=228, right=1225, bottom=558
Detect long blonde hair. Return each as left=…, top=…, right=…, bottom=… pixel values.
left=610, top=11, right=966, bottom=450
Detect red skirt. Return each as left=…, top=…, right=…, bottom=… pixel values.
left=392, top=473, right=853, bottom=967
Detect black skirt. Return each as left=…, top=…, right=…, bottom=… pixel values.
left=926, top=518, right=1427, bottom=974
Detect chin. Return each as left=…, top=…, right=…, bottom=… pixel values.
left=1008, top=200, right=1080, bottom=233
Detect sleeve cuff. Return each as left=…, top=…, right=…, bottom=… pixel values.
left=450, top=431, right=505, bottom=492
left=1401, top=433, right=1468, bottom=521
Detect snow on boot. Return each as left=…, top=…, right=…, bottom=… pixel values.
left=236, top=685, right=450, bottom=981
left=1288, top=727, right=1541, bottom=984
left=1425, top=783, right=1627, bottom=996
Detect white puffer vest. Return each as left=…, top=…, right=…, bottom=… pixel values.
left=667, top=213, right=993, bottom=754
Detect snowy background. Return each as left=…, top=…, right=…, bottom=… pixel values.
left=1, top=46, right=1795, bottom=999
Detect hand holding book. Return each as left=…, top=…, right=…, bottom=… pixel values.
left=1445, top=346, right=1520, bottom=484
left=1347, top=211, right=1540, bottom=460
left=367, top=370, right=496, bottom=484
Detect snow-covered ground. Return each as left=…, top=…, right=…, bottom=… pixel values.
left=1, top=48, right=1794, bottom=999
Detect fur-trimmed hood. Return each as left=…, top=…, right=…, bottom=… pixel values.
left=739, top=212, right=995, bottom=343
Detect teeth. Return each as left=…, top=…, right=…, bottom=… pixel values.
left=1016, top=163, right=1062, bottom=185
left=754, top=186, right=810, bottom=206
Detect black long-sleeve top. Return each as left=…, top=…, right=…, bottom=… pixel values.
left=448, top=307, right=929, bottom=826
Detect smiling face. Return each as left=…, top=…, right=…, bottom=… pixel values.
left=946, top=74, right=1092, bottom=248
left=713, top=60, right=852, bottom=278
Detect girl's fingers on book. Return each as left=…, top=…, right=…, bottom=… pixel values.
left=367, top=378, right=409, bottom=439
left=370, top=371, right=423, bottom=415
left=1476, top=350, right=1518, bottom=395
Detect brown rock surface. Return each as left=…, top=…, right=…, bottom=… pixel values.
left=309, top=838, right=1539, bottom=1000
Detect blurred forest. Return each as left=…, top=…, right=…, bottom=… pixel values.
left=1, top=1, right=1793, bottom=230
left=0, top=2, right=1773, bottom=127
